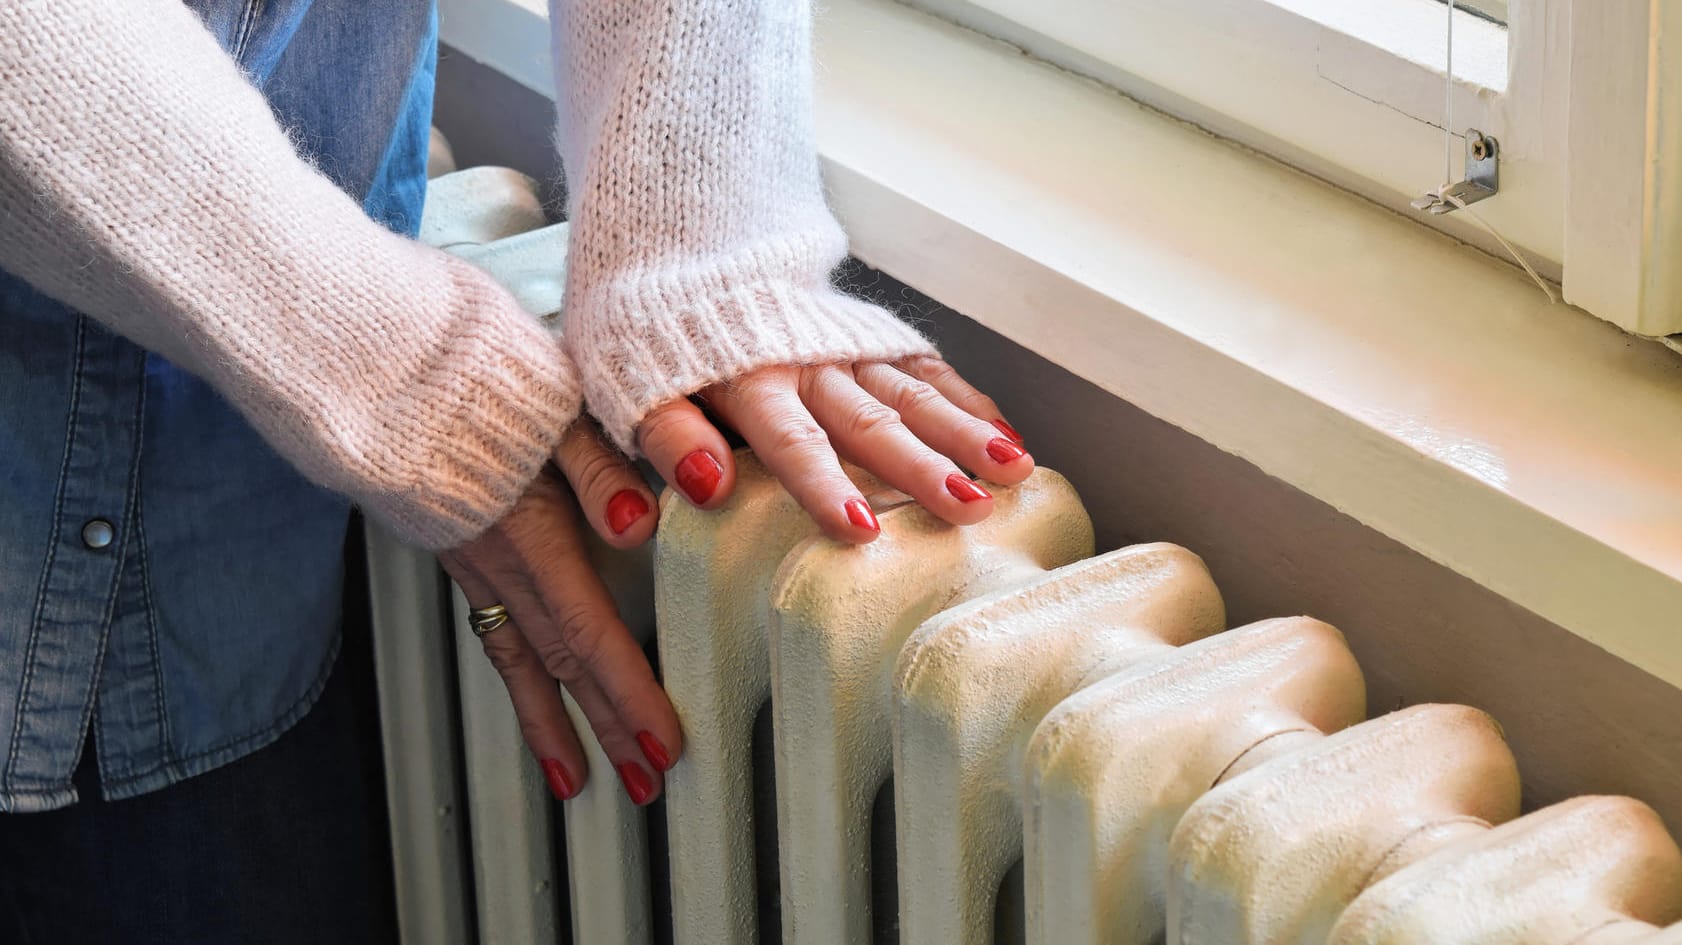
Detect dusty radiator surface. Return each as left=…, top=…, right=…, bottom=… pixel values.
left=366, top=159, right=1682, bottom=945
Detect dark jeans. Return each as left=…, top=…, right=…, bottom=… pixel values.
left=0, top=626, right=398, bottom=945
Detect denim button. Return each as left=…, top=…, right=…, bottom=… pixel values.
left=81, top=519, right=115, bottom=550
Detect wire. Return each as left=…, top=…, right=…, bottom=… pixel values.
left=1444, top=0, right=1455, bottom=188
left=1440, top=193, right=1559, bottom=302
left=1430, top=0, right=1556, bottom=303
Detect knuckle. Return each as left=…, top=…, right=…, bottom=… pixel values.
left=912, top=358, right=998, bottom=415
left=497, top=518, right=572, bottom=563
left=556, top=602, right=614, bottom=668
left=731, top=368, right=791, bottom=405
left=893, top=378, right=947, bottom=416
left=478, top=556, right=525, bottom=588
left=533, top=634, right=587, bottom=684
left=747, top=364, right=798, bottom=387
left=798, top=364, right=846, bottom=403
left=842, top=399, right=903, bottom=439
left=636, top=406, right=695, bottom=461
left=567, top=446, right=628, bottom=500
left=765, top=414, right=832, bottom=459
left=911, top=356, right=959, bottom=385
left=480, top=636, right=530, bottom=676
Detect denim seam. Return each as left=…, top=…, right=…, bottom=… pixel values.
left=1, top=632, right=337, bottom=801
left=4, top=317, right=86, bottom=796
left=138, top=503, right=174, bottom=766
left=93, top=370, right=164, bottom=785
left=232, top=0, right=266, bottom=64
left=0, top=783, right=79, bottom=815
left=66, top=348, right=147, bottom=785
left=96, top=633, right=340, bottom=803
left=52, top=557, right=125, bottom=793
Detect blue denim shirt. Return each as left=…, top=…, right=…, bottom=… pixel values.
left=0, top=0, right=438, bottom=812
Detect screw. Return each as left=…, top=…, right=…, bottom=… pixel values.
left=1470, top=134, right=1493, bottom=161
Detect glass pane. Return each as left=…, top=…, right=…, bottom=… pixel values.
left=1443, top=0, right=1507, bottom=25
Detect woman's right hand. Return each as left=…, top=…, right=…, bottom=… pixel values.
left=633, top=355, right=1032, bottom=542
left=439, top=418, right=679, bottom=805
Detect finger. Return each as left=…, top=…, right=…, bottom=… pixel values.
left=700, top=367, right=881, bottom=543
left=505, top=501, right=683, bottom=806
left=896, top=355, right=1025, bottom=445
left=489, top=552, right=663, bottom=806
left=444, top=557, right=587, bottom=803
left=553, top=419, right=658, bottom=549
left=854, top=362, right=1034, bottom=486
left=635, top=398, right=736, bottom=511
left=801, top=364, right=994, bottom=526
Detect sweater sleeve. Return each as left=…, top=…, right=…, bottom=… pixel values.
left=549, top=0, right=939, bottom=455
left=0, top=0, right=580, bottom=550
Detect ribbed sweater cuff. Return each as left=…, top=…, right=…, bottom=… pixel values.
left=566, top=238, right=937, bottom=455
left=362, top=260, right=581, bottom=549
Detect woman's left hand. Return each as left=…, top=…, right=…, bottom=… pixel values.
left=633, top=356, right=1033, bottom=542
left=439, top=419, right=677, bottom=806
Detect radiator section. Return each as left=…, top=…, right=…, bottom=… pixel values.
left=1169, top=704, right=1521, bottom=944
left=770, top=467, right=1093, bottom=944
left=365, top=158, right=1682, bottom=945
left=451, top=584, right=563, bottom=944
left=1329, top=795, right=1682, bottom=945
left=893, top=543, right=1225, bottom=945
left=656, top=452, right=856, bottom=944
left=1023, top=616, right=1366, bottom=945
left=365, top=525, right=473, bottom=945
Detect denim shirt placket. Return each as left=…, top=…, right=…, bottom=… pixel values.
left=2, top=322, right=146, bottom=808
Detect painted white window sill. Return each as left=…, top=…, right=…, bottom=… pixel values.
left=439, top=0, right=1682, bottom=688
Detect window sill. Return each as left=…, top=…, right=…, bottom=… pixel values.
left=441, top=0, right=1682, bottom=689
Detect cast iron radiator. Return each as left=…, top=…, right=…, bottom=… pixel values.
left=363, top=157, right=1682, bottom=945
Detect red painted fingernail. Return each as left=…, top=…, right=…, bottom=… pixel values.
left=844, top=497, right=879, bottom=532
left=991, top=418, right=1024, bottom=444
left=985, top=437, right=1027, bottom=464
left=945, top=473, right=992, bottom=503
left=541, top=758, right=579, bottom=801
left=617, top=762, right=655, bottom=805
left=674, top=450, right=723, bottom=505
left=636, top=731, right=673, bottom=772
left=606, top=490, right=651, bottom=535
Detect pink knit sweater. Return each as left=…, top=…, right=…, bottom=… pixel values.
left=0, top=0, right=935, bottom=549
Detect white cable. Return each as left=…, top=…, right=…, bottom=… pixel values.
left=1440, top=192, right=1559, bottom=302
left=1444, top=0, right=1455, bottom=188
left=1431, top=0, right=1556, bottom=303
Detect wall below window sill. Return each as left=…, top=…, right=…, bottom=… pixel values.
left=439, top=0, right=1682, bottom=690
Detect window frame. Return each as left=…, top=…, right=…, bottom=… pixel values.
left=440, top=0, right=1682, bottom=690
left=908, top=0, right=1682, bottom=336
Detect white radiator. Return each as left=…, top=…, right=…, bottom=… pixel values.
left=365, top=161, right=1682, bottom=945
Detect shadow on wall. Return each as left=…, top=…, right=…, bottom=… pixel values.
left=836, top=260, right=1682, bottom=833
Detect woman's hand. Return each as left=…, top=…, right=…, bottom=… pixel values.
left=438, top=419, right=678, bottom=806
left=435, top=355, right=1022, bottom=803
left=635, top=356, right=1032, bottom=541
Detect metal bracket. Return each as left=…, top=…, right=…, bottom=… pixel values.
left=1411, top=129, right=1499, bottom=215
